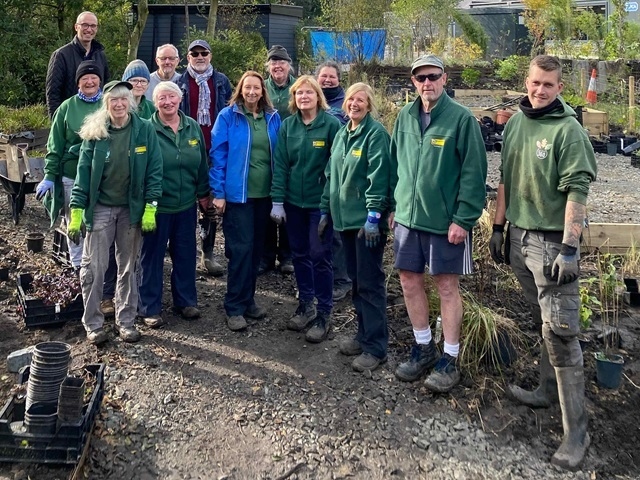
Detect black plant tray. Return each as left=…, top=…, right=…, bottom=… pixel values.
left=16, top=273, right=83, bottom=328
left=51, top=228, right=72, bottom=268
left=0, top=363, right=104, bottom=464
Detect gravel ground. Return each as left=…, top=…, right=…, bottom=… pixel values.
left=0, top=150, right=637, bottom=479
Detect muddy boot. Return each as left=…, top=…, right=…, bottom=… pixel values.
left=508, top=343, right=558, bottom=408
left=551, top=366, right=590, bottom=470
left=201, top=250, right=224, bottom=277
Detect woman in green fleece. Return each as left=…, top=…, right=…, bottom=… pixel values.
left=138, top=81, right=212, bottom=328
left=319, top=82, right=392, bottom=373
left=271, top=75, right=341, bottom=344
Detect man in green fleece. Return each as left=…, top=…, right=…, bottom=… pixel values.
left=390, top=54, right=487, bottom=393
left=490, top=55, right=596, bottom=471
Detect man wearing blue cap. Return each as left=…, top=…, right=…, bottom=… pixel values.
left=390, top=54, right=487, bottom=392
left=176, top=39, right=232, bottom=276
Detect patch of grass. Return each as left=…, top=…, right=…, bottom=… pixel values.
left=0, top=104, right=49, bottom=134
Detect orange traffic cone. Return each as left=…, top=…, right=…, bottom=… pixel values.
left=586, top=69, right=597, bottom=104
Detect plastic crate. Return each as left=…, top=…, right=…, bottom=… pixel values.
left=0, top=364, right=105, bottom=464
left=51, top=228, right=72, bottom=267
left=16, top=273, right=83, bottom=328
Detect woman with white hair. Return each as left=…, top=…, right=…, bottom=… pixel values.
left=69, top=80, right=163, bottom=345
left=138, top=82, right=212, bottom=328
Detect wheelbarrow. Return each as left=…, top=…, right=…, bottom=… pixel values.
left=0, top=143, right=45, bottom=224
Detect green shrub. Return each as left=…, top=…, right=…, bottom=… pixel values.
left=496, top=55, right=530, bottom=82
left=461, top=68, right=481, bottom=87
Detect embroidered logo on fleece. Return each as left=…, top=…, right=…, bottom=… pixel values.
left=536, top=139, right=552, bottom=159
left=313, top=140, right=326, bottom=148
left=431, top=138, right=445, bottom=147
left=135, top=146, right=147, bottom=154
left=351, top=149, right=362, bottom=157
left=188, top=139, right=199, bottom=147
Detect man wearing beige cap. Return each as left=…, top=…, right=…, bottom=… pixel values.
left=389, top=54, right=487, bottom=392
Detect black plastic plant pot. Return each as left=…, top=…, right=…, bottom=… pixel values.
left=595, top=353, right=624, bottom=389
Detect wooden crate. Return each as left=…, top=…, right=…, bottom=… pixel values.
left=582, top=108, right=609, bottom=136
left=581, top=223, right=640, bottom=254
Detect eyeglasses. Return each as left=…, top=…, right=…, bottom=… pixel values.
left=414, top=73, right=444, bottom=83
left=130, top=79, right=149, bottom=85
left=158, top=56, right=178, bottom=61
left=77, top=23, right=98, bottom=29
left=189, top=51, right=210, bottom=57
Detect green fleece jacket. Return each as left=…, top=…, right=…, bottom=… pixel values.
left=271, top=109, right=341, bottom=208
left=70, top=113, right=163, bottom=230
left=44, top=96, right=102, bottom=182
left=500, top=97, right=597, bottom=231
left=390, top=94, right=487, bottom=234
left=137, top=96, right=156, bottom=120
left=320, top=113, right=392, bottom=231
left=266, top=74, right=295, bottom=120
left=151, top=111, right=210, bottom=214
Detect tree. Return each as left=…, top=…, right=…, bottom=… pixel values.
left=127, top=0, right=149, bottom=61
left=522, top=0, right=552, bottom=56
left=207, top=0, right=218, bottom=37
left=392, top=0, right=458, bottom=55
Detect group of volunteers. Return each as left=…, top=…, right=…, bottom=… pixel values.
left=36, top=11, right=596, bottom=470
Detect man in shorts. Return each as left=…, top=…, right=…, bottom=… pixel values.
left=389, top=54, right=487, bottom=392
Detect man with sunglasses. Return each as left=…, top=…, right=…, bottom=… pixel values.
left=176, top=39, right=232, bottom=277
left=46, top=11, right=110, bottom=118
left=390, top=54, right=487, bottom=393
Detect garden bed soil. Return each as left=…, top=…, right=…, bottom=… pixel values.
left=0, top=150, right=637, bottom=479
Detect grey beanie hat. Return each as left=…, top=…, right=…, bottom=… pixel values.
left=267, top=45, right=291, bottom=62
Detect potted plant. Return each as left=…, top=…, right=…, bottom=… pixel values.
left=593, top=252, right=625, bottom=389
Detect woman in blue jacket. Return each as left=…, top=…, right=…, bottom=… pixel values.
left=210, top=71, right=281, bottom=331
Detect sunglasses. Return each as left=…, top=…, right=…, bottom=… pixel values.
left=414, top=73, right=444, bottom=83
left=189, top=51, right=210, bottom=57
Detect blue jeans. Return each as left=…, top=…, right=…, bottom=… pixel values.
left=285, top=203, right=333, bottom=312
left=342, top=229, right=388, bottom=359
left=223, top=198, right=270, bottom=316
left=139, top=206, right=198, bottom=316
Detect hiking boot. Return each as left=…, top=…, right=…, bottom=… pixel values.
left=258, top=260, right=275, bottom=276
left=201, top=251, right=224, bottom=277
left=352, top=352, right=387, bottom=372
left=279, top=259, right=294, bottom=274
left=332, top=283, right=351, bottom=302
left=116, top=325, right=141, bottom=343
left=395, top=341, right=440, bottom=382
left=508, top=343, right=558, bottom=408
left=424, top=353, right=460, bottom=393
left=286, top=301, right=317, bottom=331
left=100, top=299, right=115, bottom=317
left=142, top=315, right=166, bottom=329
left=227, top=315, right=247, bottom=331
left=339, top=337, right=363, bottom=356
left=87, top=328, right=108, bottom=346
left=245, top=303, right=267, bottom=320
left=175, top=306, right=200, bottom=320
left=306, top=311, right=331, bottom=343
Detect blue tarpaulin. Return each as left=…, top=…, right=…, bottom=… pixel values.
left=310, top=30, right=386, bottom=62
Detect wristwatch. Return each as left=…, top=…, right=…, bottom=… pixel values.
left=149, top=201, right=158, bottom=207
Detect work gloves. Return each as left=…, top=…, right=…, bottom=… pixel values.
left=35, top=179, right=54, bottom=201
left=198, top=196, right=216, bottom=220
left=358, top=211, right=381, bottom=248
left=66, top=208, right=84, bottom=245
left=318, top=213, right=330, bottom=240
left=141, top=203, right=157, bottom=234
left=270, top=202, right=286, bottom=225
left=551, top=244, right=580, bottom=285
left=489, top=224, right=505, bottom=264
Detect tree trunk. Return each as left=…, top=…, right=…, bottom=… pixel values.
left=207, top=0, right=218, bottom=37
left=184, top=0, right=190, bottom=44
left=127, top=0, right=149, bottom=62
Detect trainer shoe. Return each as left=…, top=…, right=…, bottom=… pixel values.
left=339, top=337, right=363, bottom=356
left=116, top=325, right=141, bottom=343
left=286, top=300, right=317, bottom=331
left=142, top=315, right=166, bottom=329
left=424, top=353, right=461, bottom=393
left=175, top=306, right=200, bottom=320
left=100, top=299, right=115, bottom=317
left=305, top=311, right=331, bottom=343
left=227, top=315, right=248, bottom=331
left=352, top=352, right=387, bottom=372
left=395, top=341, right=440, bottom=382
left=87, top=328, right=108, bottom=346
left=245, top=303, right=267, bottom=320
left=279, top=259, right=294, bottom=274
left=332, top=284, right=351, bottom=302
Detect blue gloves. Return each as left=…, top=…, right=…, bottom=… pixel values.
left=35, top=179, right=54, bottom=201
left=358, top=211, right=381, bottom=248
left=551, top=244, right=580, bottom=285
left=270, top=202, right=286, bottom=225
